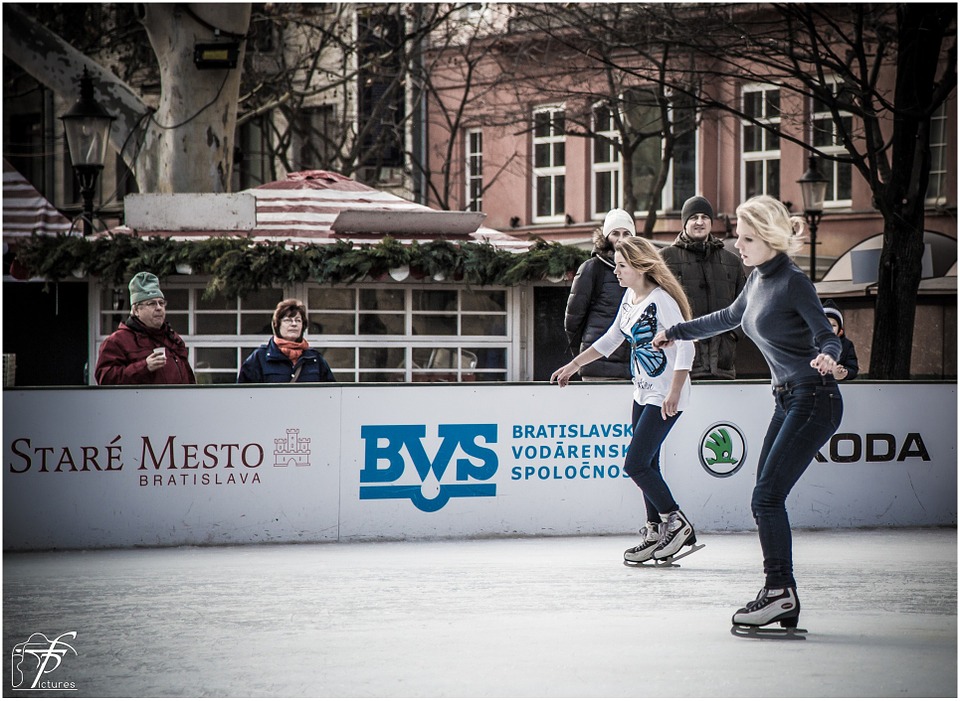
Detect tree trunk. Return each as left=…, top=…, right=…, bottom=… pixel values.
left=138, top=4, right=250, bottom=193
left=869, top=5, right=946, bottom=379
left=871, top=212, right=926, bottom=379
left=4, top=4, right=251, bottom=194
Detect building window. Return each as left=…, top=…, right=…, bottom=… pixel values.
left=592, top=94, right=696, bottom=218
left=811, top=78, right=853, bottom=206
left=295, top=105, right=338, bottom=172
left=465, top=128, right=483, bottom=212
left=97, top=283, right=512, bottom=384
left=623, top=88, right=663, bottom=213
left=592, top=104, right=621, bottom=216
left=742, top=85, right=781, bottom=200
left=248, top=4, right=276, bottom=53
left=7, top=110, right=47, bottom=200
left=357, top=9, right=405, bottom=179
left=308, top=286, right=509, bottom=382
left=670, top=92, right=697, bottom=210
left=234, top=116, right=272, bottom=190
left=532, top=106, right=566, bottom=222
left=927, top=101, right=949, bottom=206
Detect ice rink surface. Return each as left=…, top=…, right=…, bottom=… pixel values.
left=3, top=528, right=956, bottom=698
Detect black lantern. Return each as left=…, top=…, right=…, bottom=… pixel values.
left=61, top=68, right=115, bottom=236
left=797, top=155, right=828, bottom=281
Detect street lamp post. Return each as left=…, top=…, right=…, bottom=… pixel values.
left=797, top=155, right=829, bottom=281
left=60, top=68, right=115, bottom=236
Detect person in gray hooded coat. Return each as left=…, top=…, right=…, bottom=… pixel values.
left=563, top=208, right=635, bottom=380
left=661, top=196, right=747, bottom=379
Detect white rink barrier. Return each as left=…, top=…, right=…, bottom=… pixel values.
left=3, top=382, right=956, bottom=550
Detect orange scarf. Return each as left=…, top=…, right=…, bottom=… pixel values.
left=274, top=337, right=309, bottom=365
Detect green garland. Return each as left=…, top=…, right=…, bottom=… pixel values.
left=12, top=233, right=590, bottom=298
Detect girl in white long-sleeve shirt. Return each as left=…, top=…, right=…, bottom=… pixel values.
left=551, top=236, right=700, bottom=565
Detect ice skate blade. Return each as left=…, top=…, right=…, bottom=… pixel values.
left=623, top=558, right=678, bottom=568
left=730, top=624, right=808, bottom=640
left=623, top=543, right=705, bottom=568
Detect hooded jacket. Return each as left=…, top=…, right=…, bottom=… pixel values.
left=563, top=228, right=632, bottom=379
left=660, top=232, right=747, bottom=380
left=835, top=336, right=859, bottom=381
left=238, top=337, right=336, bottom=383
left=95, top=316, right=196, bottom=385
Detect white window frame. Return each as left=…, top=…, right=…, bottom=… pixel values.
left=666, top=88, right=699, bottom=214
left=532, top=105, right=566, bottom=224
left=306, top=284, right=511, bottom=383
left=591, top=102, right=621, bottom=217
left=741, top=83, right=781, bottom=201
left=926, top=101, right=949, bottom=206
left=622, top=87, right=664, bottom=217
left=465, top=128, right=483, bottom=213
left=592, top=92, right=697, bottom=222
left=811, top=77, right=853, bottom=208
left=92, top=281, right=515, bottom=385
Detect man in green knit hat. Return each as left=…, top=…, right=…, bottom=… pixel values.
left=94, top=272, right=196, bottom=385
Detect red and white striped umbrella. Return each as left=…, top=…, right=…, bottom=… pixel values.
left=3, top=159, right=75, bottom=242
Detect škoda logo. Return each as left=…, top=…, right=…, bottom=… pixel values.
left=699, top=422, right=747, bottom=478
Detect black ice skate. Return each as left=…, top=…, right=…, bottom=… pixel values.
left=730, top=587, right=807, bottom=640
left=623, top=522, right=661, bottom=566
left=649, top=510, right=704, bottom=566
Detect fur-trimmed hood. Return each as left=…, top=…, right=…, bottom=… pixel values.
left=591, top=226, right=614, bottom=253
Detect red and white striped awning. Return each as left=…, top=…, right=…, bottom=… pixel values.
left=111, top=170, right=531, bottom=252
left=3, top=159, right=74, bottom=242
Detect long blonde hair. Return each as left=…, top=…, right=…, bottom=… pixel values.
left=736, top=195, right=806, bottom=256
left=614, top=236, right=693, bottom=320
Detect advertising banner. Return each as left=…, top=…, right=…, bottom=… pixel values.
left=4, top=383, right=955, bottom=550
left=4, top=387, right=342, bottom=549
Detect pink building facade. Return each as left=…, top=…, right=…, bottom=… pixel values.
left=420, top=7, right=956, bottom=378
left=421, top=10, right=956, bottom=271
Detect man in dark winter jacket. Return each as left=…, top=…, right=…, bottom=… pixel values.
left=95, top=272, right=196, bottom=385
left=563, top=208, right=635, bottom=380
left=661, top=196, right=747, bottom=380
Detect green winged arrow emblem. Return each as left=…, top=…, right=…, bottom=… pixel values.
left=704, top=427, right=739, bottom=466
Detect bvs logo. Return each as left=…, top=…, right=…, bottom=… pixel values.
left=359, top=424, right=498, bottom=512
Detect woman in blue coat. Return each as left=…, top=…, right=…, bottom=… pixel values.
left=238, top=299, right=336, bottom=383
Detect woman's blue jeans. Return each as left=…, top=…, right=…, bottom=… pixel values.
left=624, top=401, right=682, bottom=524
left=754, top=379, right=843, bottom=589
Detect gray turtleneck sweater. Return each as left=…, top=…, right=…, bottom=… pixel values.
left=665, top=253, right=841, bottom=387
